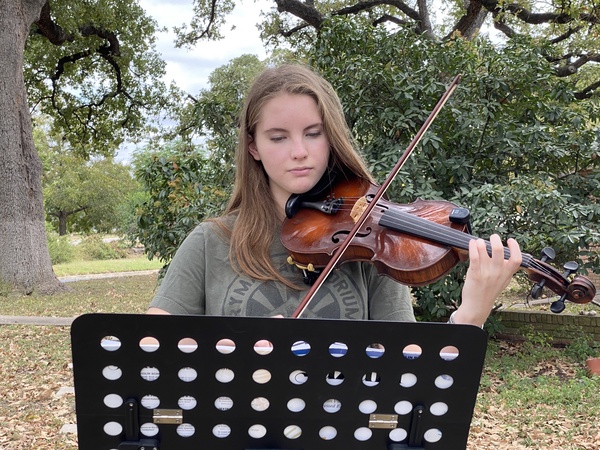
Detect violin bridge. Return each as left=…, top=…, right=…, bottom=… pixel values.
left=350, top=196, right=368, bottom=223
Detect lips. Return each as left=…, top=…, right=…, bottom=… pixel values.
left=289, top=167, right=312, bottom=176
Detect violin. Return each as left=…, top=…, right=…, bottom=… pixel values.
left=281, top=176, right=596, bottom=314
left=280, top=74, right=596, bottom=318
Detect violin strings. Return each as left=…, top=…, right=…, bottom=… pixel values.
left=313, top=196, right=562, bottom=282
left=377, top=206, right=559, bottom=280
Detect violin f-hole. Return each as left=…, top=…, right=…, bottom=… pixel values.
left=332, top=228, right=372, bottom=243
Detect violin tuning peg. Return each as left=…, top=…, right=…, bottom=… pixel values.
left=531, top=283, right=544, bottom=299
left=550, top=293, right=567, bottom=314
left=562, top=261, right=579, bottom=277
left=539, top=247, right=556, bottom=263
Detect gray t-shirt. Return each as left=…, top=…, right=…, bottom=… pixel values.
left=150, top=218, right=416, bottom=321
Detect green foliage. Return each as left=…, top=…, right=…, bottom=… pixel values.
left=131, top=140, right=231, bottom=264
left=132, top=55, right=267, bottom=265
left=520, top=324, right=554, bottom=353
left=75, top=235, right=127, bottom=261
left=37, top=122, right=140, bottom=235
left=24, top=0, right=178, bottom=156
left=114, top=189, right=150, bottom=238
left=46, top=228, right=75, bottom=265
left=310, top=18, right=600, bottom=319
left=564, top=327, right=600, bottom=362
left=175, top=55, right=265, bottom=149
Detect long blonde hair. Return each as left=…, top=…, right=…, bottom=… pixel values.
left=219, top=63, right=374, bottom=288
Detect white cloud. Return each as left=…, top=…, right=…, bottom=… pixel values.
left=140, top=0, right=270, bottom=94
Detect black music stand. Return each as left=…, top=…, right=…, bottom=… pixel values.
left=71, top=313, right=488, bottom=449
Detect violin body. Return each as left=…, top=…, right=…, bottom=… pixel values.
left=282, top=178, right=470, bottom=286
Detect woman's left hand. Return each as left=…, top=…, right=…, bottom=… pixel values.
left=453, top=234, right=522, bottom=327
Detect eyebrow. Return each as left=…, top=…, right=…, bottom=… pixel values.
left=262, top=123, right=323, bottom=133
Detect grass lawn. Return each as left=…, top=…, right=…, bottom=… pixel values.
left=0, top=272, right=599, bottom=449
left=52, top=256, right=163, bottom=277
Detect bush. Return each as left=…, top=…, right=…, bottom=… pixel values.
left=75, top=235, right=127, bottom=260
left=46, top=228, right=74, bottom=264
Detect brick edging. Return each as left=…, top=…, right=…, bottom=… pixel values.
left=495, top=310, right=600, bottom=344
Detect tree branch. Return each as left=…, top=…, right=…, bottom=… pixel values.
left=575, top=78, right=600, bottom=99
left=448, top=0, right=488, bottom=40
left=479, top=0, right=600, bottom=26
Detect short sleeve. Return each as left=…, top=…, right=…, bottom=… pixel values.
left=149, top=225, right=208, bottom=315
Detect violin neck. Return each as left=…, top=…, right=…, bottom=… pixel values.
left=379, top=208, right=533, bottom=269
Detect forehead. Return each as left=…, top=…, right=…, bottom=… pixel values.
left=256, top=93, right=321, bottom=127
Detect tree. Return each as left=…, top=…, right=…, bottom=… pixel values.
left=0, top=0, right=171, bottom=294
left=181, top=1, right=600, bottom=96
left=133, top=55, right=270, bottom=267
left=132, top=140, right=231, bottom=267
left=43, top=154, right=138, bottom=236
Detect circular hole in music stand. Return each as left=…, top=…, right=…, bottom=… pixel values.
left=328, top=342, right=348, bottom=357
left=102, top=365, right=122, bottom=381
left=289, top=370, right=308, bottom=385
left=251, top=397, right=270, bottom=412
left=402, top=344, right=422, bottom=360
left=389, top=428, right=408, bottom=442
left=354, top=427, right=372, bottom=441
left=319, top=426, right=337, bottom=440
left=254, top=340, right=274, bottom=355
left=326, top=370, right=345, bottom=386
left=248, top=424, right=267, bottom=439
left=214, top=396, right=233, bottom=411
left=139, top=336, right=160, bottom=352
left=366, top=343, right=385, bottom=358
left=358, top=399, right=377, bottom=414
left=216, top=338, right=236, bottom=354
left=103, top=394, right=123, bottom=408
left=100, top=336, right=121, bottom=351
left=212, top=424, right=231, bottom=438
left=178, top=396, right=197, bottom=410
left=424, top=428, right=443, bottom=443
left=140, top=366, right=160, bottom=382
left=434, top=374, right=454, bottom=389
left=323, top=398, right=341, bottom=413
left=178, top=338, right=198, bottom=353
left=177, top=367, right=197, bottom=382
left=287, top=398, right=306, bottom=412
left=291, top=340, right=311, bottom=356
left=430, top=401, right=449, bottom=416
left=140, top=394, right=160, bottom=409
left=399, top=372, right=417, bottom=388
left=284, top=425, right=302, bottom=439
left=440, top=345, right=459, bottom=361
left=177, top=423, right=195, bottom=437
left=394, top=400, right=413, bottom=415
left=252, top=369, right=271, bottom=384
left=362, top=371, right=380, bottom=387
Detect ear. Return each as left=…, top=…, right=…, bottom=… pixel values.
left=248, top=135, right=261, bottom=161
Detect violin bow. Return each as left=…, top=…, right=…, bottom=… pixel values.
left=292, top=75, right=462, bottom=318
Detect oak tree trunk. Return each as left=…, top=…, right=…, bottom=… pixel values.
left=0, top=0, right=63, bottom=294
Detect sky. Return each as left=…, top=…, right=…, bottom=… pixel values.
left=117, top=0, right=271, bottom=162
left=139, top=0, right=270, bottom=95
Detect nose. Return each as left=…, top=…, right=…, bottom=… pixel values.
left=290, top=138, right=309, bottom=159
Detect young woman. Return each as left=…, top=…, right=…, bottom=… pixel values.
left=148, top=64, right=522, bottom=326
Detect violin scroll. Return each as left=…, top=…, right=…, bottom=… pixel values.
left=528, top=250, right=596, bottom=313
